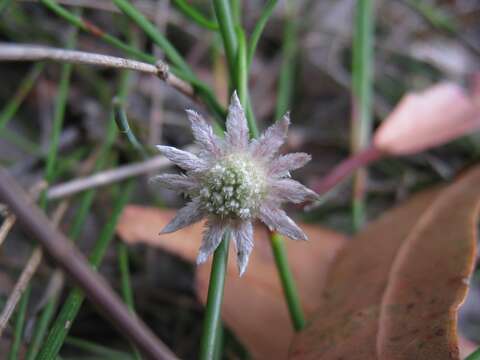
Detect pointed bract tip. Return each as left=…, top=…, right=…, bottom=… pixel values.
left=229, top=91, right=244, bottom=112
left=230, top=90, right=240, bottom=103
left=156, top=145, right=167, bottom=153
left=159, top=227, right=172, bottom=235
left=281, top=112, right=291, bottom=126
left=238, top=261, right=248, bottom=277
left=185, top=108, right=200, bottom=119
left=298, top=232, right=308, bottom=241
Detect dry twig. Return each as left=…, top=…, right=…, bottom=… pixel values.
left=0, top=43, right=194, bottom=99
left=0, top=201, right=68, bottom=337
left=46, top=147, right=195, bottom=200
left=0, top=167, right=177, bottom=359
left=0, top=181, right=47, bottom=246
left=0, top=215, right=16, bottom=247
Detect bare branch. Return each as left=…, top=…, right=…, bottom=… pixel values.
left=46, top=146, right=196, bottom=200
left=0, top=214, right=16, bottom=247
left=0, top=43, right=194, bottom=99
left=0, top=181, right=47, bottom=247
left=0, top=166, right=177, bottom=359
left=0, top=201, right=67, bottom=337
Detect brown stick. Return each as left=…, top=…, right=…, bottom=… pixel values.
left=0, top=43, right=194, bottom=99
left=310, top=145, right=384, bottom=195
left=0, top=167, right=177, bottom=360
left=0, top=201, right=67, bottom=337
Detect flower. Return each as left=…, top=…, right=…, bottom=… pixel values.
left=153, top=92, right=317, bottom=275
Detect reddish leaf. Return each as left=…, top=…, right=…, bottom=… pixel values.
left=291, top=166, right=480, bottom=359
left=374, top=82, right=480, bottom=155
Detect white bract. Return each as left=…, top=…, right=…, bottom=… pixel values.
left=153, top=92, right=317, bottom=275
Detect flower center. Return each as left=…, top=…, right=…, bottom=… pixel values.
left=200, top=155, right=265, bottom=219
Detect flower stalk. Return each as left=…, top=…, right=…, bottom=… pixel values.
left=269, top=0, right=306, bottom=332
left=199, top=235, right=230, bottom=360
left=199, top=2, right=240, bottom=358
left=351, top=0, right=374, bottom=230
left=270, top=232, right=305, bottom=330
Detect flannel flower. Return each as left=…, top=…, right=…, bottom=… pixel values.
left=153, top=92, right=317, bottom=276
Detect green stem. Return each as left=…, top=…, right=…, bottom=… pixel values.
left=247, top=0, right=278, bottom=68
left=41, top=0, right=226, bottom=124
left=113, top=98, right=149, bottom=159
left=118, top=244, right=136, bottom=314
left=270, top=233, right=305, bottom=330
left=34, top=70, right=131, bottom=359
left=275, top=2, right=297, bottom=119
left=117, top=243, right=143, bottom=360
left=212, top=0, right=238, bottom=77
left=171, top=0, right=218, bottom=30
left=212, top=323, right=224, bottom=360
left=36, top=180, right=136, bottom=360
left=10, top=22, right=78, bottom=360
left=8, top=286, right=31, bottom=360
left=198, top=3, right=248, bottom=357
left=44, top=57, right=74, bottom=185
left=40, top=0, right=155, bottom=64
left=351, top=0, right=374, bottom=230
left=466, top=348, right=480, bottom=360
left=0, top=124, right=40, bottom=155
left=235, top=27, right=258, bottom=138
left=25, top=295, right=59, bottom=360
left=65, top=337, right=133, bottom=360
left=268, top=0, right=306, bottom=332
left=0, top=0, right=13, bottom=15
left=404, top=0, right=456, bottom=33
left=27, top=128, right=117, bottom=358
left=112, top=0, right=227, bottom=123
left=112, top=0, right=191, bottom=76
left=0, top=62, right=45, bottom=131
left=199, top=235, right=230, bottom=360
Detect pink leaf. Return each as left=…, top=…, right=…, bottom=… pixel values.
left=374, top=82, right=480, bottom=155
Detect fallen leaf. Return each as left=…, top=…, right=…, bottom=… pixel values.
left=290, top=166, right=480, bottom=359
left=377, top=168, right=480, bottom=359
left=117, top=208, right=347, bottom=359
left=290, top=186, right=442, bottom=359
left=373, top=82, right=480, bottom=155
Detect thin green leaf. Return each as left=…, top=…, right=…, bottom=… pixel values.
left=247, top=0, right=278, bottom=68
left=171, top=0, right=218, bottom=30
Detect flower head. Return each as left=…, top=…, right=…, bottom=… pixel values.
left=153, top=92, right=317, bottom=275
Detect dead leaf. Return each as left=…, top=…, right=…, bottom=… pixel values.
left=373, top=82, right=480, bottom=155
left=117, top=208, right=347, bottom=359
left=377, top=168, right=480, bottom=359
left=290, top=166, right=480, bottom=359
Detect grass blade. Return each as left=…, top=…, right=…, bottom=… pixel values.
left=268, top=0, right=306, bottom=332
left=212, top=0, right=238, bottom=77
left=8, top=20, right=78, bottom=359
left=171, top=0, right=218, bottom=30
left=0, top=62, right=45, bottom=131
left=36, top=180, right=136, bottom=360
left=351, top=0, right=374, bottom=230
left=247, top=0, right=278, bottom=68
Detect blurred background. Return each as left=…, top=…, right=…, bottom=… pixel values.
left=0, top=0, right=479, bottom=359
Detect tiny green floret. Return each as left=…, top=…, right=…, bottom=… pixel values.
left=200, top=154, right=266, bottom=219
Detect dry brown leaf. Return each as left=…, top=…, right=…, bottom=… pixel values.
left=377, top=168, right=480, bottom=359
left=290, top=166, right=480, bottom=359
left=374, top=82, right=480, bottom=155
left=117, top=208, right=347, bottom=359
